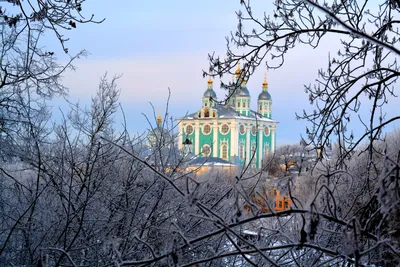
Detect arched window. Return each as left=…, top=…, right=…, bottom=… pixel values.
left=240, top=145, right=245, bottom=160
left=243, top=102, right=246, bottom=108
left=259, top=105, right=262, bottom=110
left=264, top=144, right=269, bottom=157
left=204, top=108, right=210, bottom=118
left=212, top=111, right=216, bottom=117
left=237, top=102, right=240, bottom=108
left=221, top=144, right=228, bottom=160
left=221, top=124, right=230, bottom=134
left=202, top=145, right=211, bottom=157
left=239, top=125, right=245, bottom=135
left=202, top=124, right=211, bottom=135
left=186, top=125, right=194, bottom=135
left=264, top=126, right=270, bottom=136
left=251, top=126, right=257, bottom=135
left=198, top=112, right=201, bottom=118
left=251, top=145, right=256, bottom=156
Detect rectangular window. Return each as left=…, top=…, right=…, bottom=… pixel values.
left=240, top=145, right=245, bottom=160
left=222, top=145, right=228, bottom=160
left=279, top=201, right=282, bottom=208
left=284, top=202, right=288, bottom=209
left=237, top=102, right=240, bottom=107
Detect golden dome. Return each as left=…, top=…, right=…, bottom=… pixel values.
left=262, top=72, right=268, bottom=89
left=235, top=62, right=241, bottom=78
left=157, top=110, right=162, bottom=124
left=207, top=75, right=213, bottom=86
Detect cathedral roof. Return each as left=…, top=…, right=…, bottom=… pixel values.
left=181, top=105, right=276, bottom=122
left=188, top=157, right=234, bottom=166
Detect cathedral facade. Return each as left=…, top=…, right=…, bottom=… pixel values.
left=178, top=66, right=278, bottom=168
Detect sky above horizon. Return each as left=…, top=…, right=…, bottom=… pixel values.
left=48, top=0, right=399, bottom=147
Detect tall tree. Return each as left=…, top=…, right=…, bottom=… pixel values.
left=208, top=0, right=399, bottom=160
left=0, top=0, right=102, bottom=157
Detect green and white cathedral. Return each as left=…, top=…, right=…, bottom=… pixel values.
left=178, top=66, right=278, bottom=168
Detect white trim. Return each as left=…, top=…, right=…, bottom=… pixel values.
left=245, top=126, right=251, bottom=166
left=178, top=124, right=183, bottom=151
left=212, top=122, right=218, bottom=157
left=195, top=121, right=199, bottom=155
left=258, top=127, right=263, bottom=168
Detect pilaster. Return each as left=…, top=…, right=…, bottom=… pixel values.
left=258, top=126, right=263, bottom=168
left=245, top=126, right=251, bottom=166
left=178, top=123, right=183, bottom=151
left=213, top=121, right=218, bottom=157
left=195, top=121, right=200, bottom=155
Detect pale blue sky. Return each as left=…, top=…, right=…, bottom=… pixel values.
left=50, top=0, right=398, bottom=146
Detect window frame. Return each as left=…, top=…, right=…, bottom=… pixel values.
left=202, top=144, right=211, bottom=157
left=239, top=125, right=245, bottom=135
left=251, top=125, right=257, bottom=136
left=221, top=144, right=228, bottom=160
left=220, top=124, right=230, bottom=135
left=202, top=124, right=211, bottom=135
left=264, top=126, right=270, bottom=137
left=185, top=125, right=194, bottom=135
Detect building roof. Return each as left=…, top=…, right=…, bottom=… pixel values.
left=180, top=104, right=277, bottom=123
left=188, top=157, right=235, bottom=166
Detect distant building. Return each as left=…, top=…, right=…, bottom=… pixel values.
left=178, top=64, right=278, bottom=168
left=244, top=186, right=292, bottom=213
left=184, top=157, right=238, bottom=178
left=147, top=111, right=173, bottom=148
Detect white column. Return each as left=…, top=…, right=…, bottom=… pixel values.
left=258, top=126, right=263, bottom=168
left=245, top=126, right=251, bottom=165
left=195, top=121, right=200, bottom=155
left=271, top=126, right=275, bottom=152
left=213, top=122, right=218, bottom=157
left=178, top=123, right=183, bottom=151
left=230, top=121, right=237, bottom=158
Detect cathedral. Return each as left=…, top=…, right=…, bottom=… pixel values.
left=178, top=65, right=278, bottom=168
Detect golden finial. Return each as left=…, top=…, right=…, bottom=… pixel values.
left=235, top=62, right=241, bottom=79
left=157, top=109, right=162, bottom=124
left=207, top=75, right=213, bottom=86
left=262, top=72, right=268, bottom=89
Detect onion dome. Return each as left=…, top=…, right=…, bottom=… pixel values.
left=235, top=62, right=242, bottom=79
left=203, top=76, right=217, bottom=99
left=233, top=63, right=250, bottom=97
left=258, top=73, right=272, bottom=100
left=236, top=84, right=250, bottom=97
